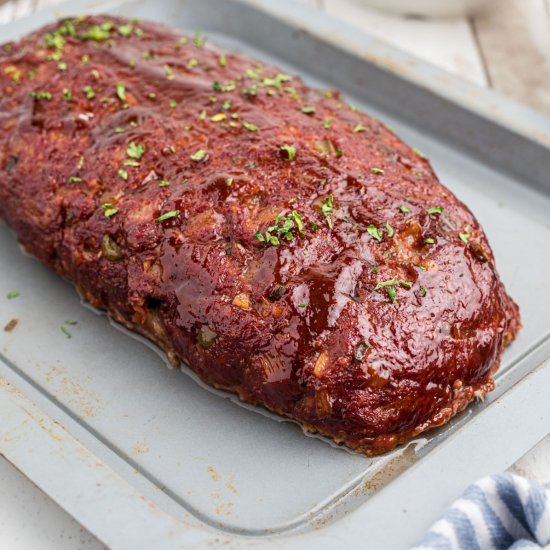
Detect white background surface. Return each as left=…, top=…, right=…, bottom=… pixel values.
left=0, top=0, right=548, bottom=548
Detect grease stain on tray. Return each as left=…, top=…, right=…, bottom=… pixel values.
left=206, top=466, right=239, bottom=518
left=44, top=365, right=104, bottom=418
left=132, top=442, right=150, bottom=454
left=3, top=319, right=18, bottom=332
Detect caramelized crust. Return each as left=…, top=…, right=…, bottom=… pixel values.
left=0, top=16, right=520, bottom=455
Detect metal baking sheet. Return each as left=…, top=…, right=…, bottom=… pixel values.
left=1, top=0, right=549, bottom=548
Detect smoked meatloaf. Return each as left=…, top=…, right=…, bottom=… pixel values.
left=0, top=16, right=520, bottom=455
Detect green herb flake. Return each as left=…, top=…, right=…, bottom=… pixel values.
left=323, top=117, right=332, bottom=129
left=61, top=326, right=72, bottom=338
left=81, top=54, right=90, bottom=65
left=427, top=206, right=444, bottom=215
left=101, top=203, right=119, bottom=218
left=169, top=99, right=177, bottom=108
left=297, top=303, right=307, bottom=308
left=280, top=144, right=296, bottom=161
left=123, top=159, right=140, bottom=167
left=353, top=123, right=367, bottom=133
left=385, top=222, right=394, bottom=237
left=424, top=237, right=435, bottom=244
left=57, top=61, right=67, bottom=71
left=387, top=286, right=397, bottom=303
left=399, top=280, right=412, bottom=289
left=226, top=177, right=233, bottom=186
left=413, top=148, right=425, bottom=158
left=127, top=142, right=145, bottom=160
left=322, top=194, right=334, bottom=228
left=62, top=88, right=72, bottom=100
left=64, top=319, right=78, bottom=325
left=241, top=120, right=257, bottom=132
left=420, top=286, right=427, bottom=296
left=371, top=268, right=379, bottom=274
left=83, top=25, right=111, bottom=41
left=6, top=291, right=20, bottom=299
left=156, top=210, right=180, bottom=222
left=159, top=180, right=170, bottom=187
left=218, top=53, right=227, bottom=67
left=30, top=90, right=52, bottom=100
left=459, top=228, right=471, bottom=243
left=163, top=64, right=175, bottom=80
left=301, top=106, right=315, bottom=115
left=118, top=23, right=133, bottom=37
left=115, top=82, right=126, bottom=101
left=68, top=176, right=82, bottom=183
left=83, top=86, right=95, bottom=99
left=335, top=148, right=344, bottom=157
left=254, top=231, right=265, bottom=242
left=366, top=224, right=383, bottom=242
left=187, top=58, right=199, bottom=69
left=118, top=169, right=128, bottom=180
left=193, top=31, right=205, bottom=47
left=190, top=149, right=208, bottom=162
left=371, top=167, right=384, bottom=175
left=400, top=204, right=411, bottom=213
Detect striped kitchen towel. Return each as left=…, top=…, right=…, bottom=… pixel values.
left=412, top=473, right=550, bottom=550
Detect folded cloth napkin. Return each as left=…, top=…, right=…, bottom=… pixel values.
left=412, top=473, right=550, bottom=550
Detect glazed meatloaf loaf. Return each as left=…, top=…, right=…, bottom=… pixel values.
left=0, top=16, right=521, bottom=455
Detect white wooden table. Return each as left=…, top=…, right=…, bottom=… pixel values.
left=0, top=0, right=548, bottom=548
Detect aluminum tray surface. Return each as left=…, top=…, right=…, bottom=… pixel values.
left=0, top=0, right=550, bottom=548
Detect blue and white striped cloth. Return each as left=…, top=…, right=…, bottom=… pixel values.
left=413, top=474, right=550, bottom=550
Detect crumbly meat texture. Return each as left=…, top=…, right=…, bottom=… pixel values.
left=0, top=16, right=521, bottom=455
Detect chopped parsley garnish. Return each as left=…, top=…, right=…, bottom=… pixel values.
left=115, top=82, right=126, bottom=101
left=83, top=86, right=95, bottom=99
left=459, top=227, right=471, bottom=243
left=371, top=167, right=384, bottom=175
left=353, top=123, right=367, bottom=133
left=61, top=326, right=72, bottom=338
left=6, top=291, right=20, bottom=299
left=218, top=53, right=227, bottom=67
left=222, top=99, right=231, bottom=110
left=366, top=224, right=383, bottom=242
left=193, top=31, right=205, bottom=47
left=159, top=180, right=170, bottom=187
left=297, top=303, right=307, bottom=308
left=335, top=148, right=343, bottom=157
left=156, top=210, right=180, bottom=222
left=68, top=176, right=82, bottom=183
left=57, top=62, right=67, bottom=71
left=127, top=142, right=145, bottom=160
left=118, top=23, right=133, bottom=37
left=187, top=58, right=199, bottom=68
left=226, top=177, right=233, bottom=186
left=242, top=121, right=258, bottom=132
left=82, top=25, right=111, bottom=41
left=62, top=88, right=72, bottom=100
left=169, top=100, right=177, bottom=108
left=212, top=80, right=222, bottom=92
left=163, top=64, right=175, bottom=80
left=101, top=203, right=119, bottom=217
left=301, top=106, right=315, bottom=114
left=199, top=110, right=206, bottom=120
left=210, top=113, right=226, bottom=122
left=65, top=319, right=78, bottom=325
left=424, top=238, right=435, bottom=244
left=323, top=117, right=332, bottom=129
left=322, top=194, right=334, bottom=228
left=123, top=159, right=140, bottom=167
left=190, top=149, right=207, bottom=162
left=427, top=206, right=444, bottom=215
left=30, top=91, right=52, bottom=100
left=400, top=204, right=411, bottom=213
left=118, top=169, right=128, bottom=180
left=387, top=286, right=397, bottom=303
left=371, top=268, right=379, bottom=273
left=420, top=286, right=427, bottom=296
left=385, top=222, right=394, bottom=237
left=255, top=210, right=305, bottom=247
left=280, top=144, right=296, bottom=161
